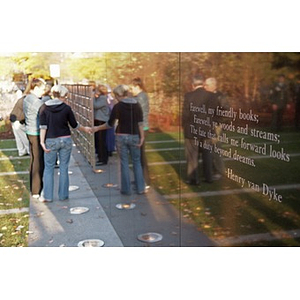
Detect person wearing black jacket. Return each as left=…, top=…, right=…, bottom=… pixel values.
left=182, top=75, right=216, bottom=185
left=93, top=84, right=146, bottom=195
left=39, top=85, right=91, bottom=202
left=93, top=84, right=110, bottom=166
left=269, top=74, right=291, bottom=132
left=293, top=74, right=300, bottom=130
left=205, top=77, right=229, bottom=179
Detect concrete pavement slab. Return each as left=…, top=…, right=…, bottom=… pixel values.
left=72, top=148, right=216, bottom=247
left=28, top=144, right=215, bottom=247
left=28, top=147, right=123, bottom=247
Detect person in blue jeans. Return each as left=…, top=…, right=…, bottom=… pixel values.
left=93, top=84, right=146, bottom=195
left=39, top=85, right=91, bottom=202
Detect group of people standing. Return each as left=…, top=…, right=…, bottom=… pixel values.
left=182, top=73, right=300, bottom=187
left=23, top=79, right=91, bottom=202
left=182, top=75, right=229, bottom=186
left=10, top=77, right=150, bottom=202
left=93, top=77, right=150, bottom=194
left=9, top=71, right=299, bottom=201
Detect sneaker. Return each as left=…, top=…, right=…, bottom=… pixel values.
left=138, top=189, right=148, bottom=195
left=39, top=198, right=53, bottom=203
left=19, top=153, right=29, bottom=157
left=32, top=194, right=40, bottom=199
left=38, top=195, right=53, bottom=203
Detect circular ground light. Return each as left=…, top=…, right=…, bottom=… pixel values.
left=102, top=183, right=118, bottom=188
left=70, top=207, right=89, bottom=214
left=137, top=232, right=163, bottom=243
left=116, top=203, right=136, bottom=210
left=69, top=185, right=79, bottom=192
left=94, top=169, right=105, bottom=173
left=77, top=239, right=105, bottom=247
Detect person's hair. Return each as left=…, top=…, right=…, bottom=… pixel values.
left=30, top=78, right=46, bottom=90
left=205, top=77, right=217, bottom=87
left=98, top=84, right=108, bottom=95
left=192, top=74, right=204, bottom=86
left=113, top=85, right=130, bottom=98
left=24, top=79, right=33, bottom=95
left=51, top=85, right=69, bottom=98
left=43, top=84, right=52, bottom=96
left=132, top=77, right=146, bottom=91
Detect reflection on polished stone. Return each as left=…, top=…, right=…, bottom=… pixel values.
left=70, top=207, right=90, bottom=214
left=137, top=232, right=163, bottom=243
left=102, top=183, right=118, bottom=188
left=116, top=203, right=136, bottom=210
left=93, top=169, right=105, bottom=173
left=77, top=239, right=105, bottom=247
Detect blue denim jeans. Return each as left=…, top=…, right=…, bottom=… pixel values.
left=43, top=137, right=73, bottom=201
left=116, top=134, right=145, bottom=195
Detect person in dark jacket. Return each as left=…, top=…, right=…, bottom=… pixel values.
left=93, top=84, right=146, bottom=195
left=39, top=85, right=91, bottom=202
left=93, top=84, right=110, bottom=165
left=293, top=74, right=300, bottom=130
left=204, top=77, right=229, bottom=180
left=269, top=74, right=291, bottom=132
left=182, top=74, right=216, bottom=185
left=105, top=85, right=116, bottom=156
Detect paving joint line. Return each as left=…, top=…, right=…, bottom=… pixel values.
left=0, top=171, right=29, bottom=176
left=0, top=207, right=29, bottom=215
left=164, top=184, right=300, bottom=200
left=214, top=228, right=300, bottom=246
left=0, top=156, right=30, bottom=161
left=0, top=148, right=18, bottom=151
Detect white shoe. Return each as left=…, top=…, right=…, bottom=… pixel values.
left=32, top=194, right=40, bottom=199
left=38, top=195, right=53, bottom=203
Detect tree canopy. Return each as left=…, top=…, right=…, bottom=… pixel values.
left=1, top=52, right=299, bottom=114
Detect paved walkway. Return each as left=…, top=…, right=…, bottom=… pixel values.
left=28, top=150, right=123, bottom=247
left=28, top=144, right=215, bottom=247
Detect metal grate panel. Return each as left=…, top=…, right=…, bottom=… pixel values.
left=64, top=84, right=96, bottom=169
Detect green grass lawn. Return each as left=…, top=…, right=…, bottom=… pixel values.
left=0, top=213, right=29, bottom=247
left=0, top=157, right=29, bottom=173
left=146, top=128, right=300, bottom=246
left=0, top=138, right=30, bottom=247
left=0, top=174, right=30, bottom=209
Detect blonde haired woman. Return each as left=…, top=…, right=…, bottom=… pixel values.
left=39, top=85, right=91, bottom=202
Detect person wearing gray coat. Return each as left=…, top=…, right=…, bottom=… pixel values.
left=93, top=84, right=110, bottom=165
